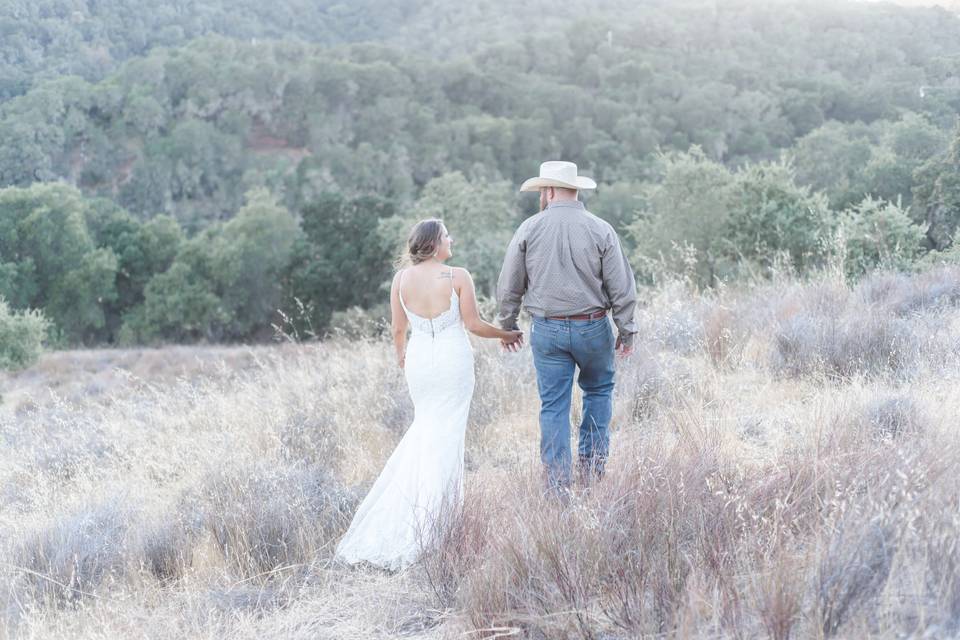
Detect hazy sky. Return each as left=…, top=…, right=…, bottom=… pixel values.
left=856, top=0, right=960, bottom=7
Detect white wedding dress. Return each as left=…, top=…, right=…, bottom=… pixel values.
left=335, top=272, right=475, bottom=570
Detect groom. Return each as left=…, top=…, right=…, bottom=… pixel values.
left=496, top=161, right=638, bottom=489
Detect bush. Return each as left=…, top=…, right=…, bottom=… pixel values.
left=862, top=395, right=928, bottom=439
left=629, top=150, right=836, bottom=286
left=855, top=266, right=960, bottom=315
left=839, top=197, right=925, bottom=278
left=772, top=312, right=919, bottom=380
left=726, top=161, right=834, bottom=275
left=0, top=298, right=48, bottom=370
left=197, top=463, right=357, bottom=577
left=326, top=303, right=390, bottom=340
left=14, top=501, right=133, bottom=604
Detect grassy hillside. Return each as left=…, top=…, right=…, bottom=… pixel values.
left=3, top=266, right=960, bottom=637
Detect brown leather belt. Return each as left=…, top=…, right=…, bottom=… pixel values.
left=545, top=310, right=607, bottom=321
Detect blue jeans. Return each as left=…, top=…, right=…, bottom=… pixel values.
left=530, top=315, right=616, bottom=489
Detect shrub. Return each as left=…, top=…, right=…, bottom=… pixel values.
left=197, top=463, right=357, bottom=577
left=839, top=197, right=925, bottom=278
left=13, top=501, right=133, bottom=604
left=615, top=353, right=693, bottom=420
left=327, top=303, right=390, bottom=340
left=726, top=161, right=834, bottom=275
left=862, top=394, right=928, bottom=439
left=818, top=519, right=896, bottom=637
left=0, top=298, right=48, bottom=370
left=772, top=312, right=919, bottom=379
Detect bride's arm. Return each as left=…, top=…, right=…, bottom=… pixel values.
left=390, top=271, right=408, bottom=368
left=456, top=268, right=523, bottom=343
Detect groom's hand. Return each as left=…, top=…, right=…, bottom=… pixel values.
left=615, top=334, right=634, bottom=357
left=501, top=330, right=524, bottom=352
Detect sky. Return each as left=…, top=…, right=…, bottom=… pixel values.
left=856, top=0, right=960, bottom=7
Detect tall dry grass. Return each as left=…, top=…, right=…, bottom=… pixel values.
left=1, top=266, right=960, bottom=638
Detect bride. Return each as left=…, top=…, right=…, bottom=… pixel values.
left=334, top=218, right=523, bottom=570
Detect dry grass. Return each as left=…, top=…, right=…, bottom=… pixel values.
left=2, top=267, right=960, bottom=638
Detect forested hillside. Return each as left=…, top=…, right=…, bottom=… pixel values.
left=4, top=1, right=959, bottom=225
left=1, top=0, right=960, bottom=355
left=0, top=0, right=423, bottom=101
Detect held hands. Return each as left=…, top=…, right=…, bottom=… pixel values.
left=615, top=334, right=634, bottom=358
left=501, top=329, right=524, bottom=353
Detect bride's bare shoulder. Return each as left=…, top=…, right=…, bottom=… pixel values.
left=450, top=268, right=476, bottom=295
left=450, top=267, right=473, bottom=282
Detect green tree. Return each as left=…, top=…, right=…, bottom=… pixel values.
left=0, top=183, right=118, bottom=345
left=587, top=180, right=645, bottom=238
left=913, top=125, right=960, bottom=251
left=791, top=115, right=948, bottom=211
left=3, top=2, right=958, bottom=232
left=408, top=172, right=516, bottom=296
left=123, top=261, right=225, bottom=344
left=83, top=203, right=184, bottom=341
left=285, top=191, right=397, bottom=333
left=726, top=161, right=834, bottom=274
left=627, top=148, right=737, bottom=286
left=215, top=188, right=302, bottom=338
left=790, top=121, right=875, bottom=209
left=128, top=189, right=300, bottom=342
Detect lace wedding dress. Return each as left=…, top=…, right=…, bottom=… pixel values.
left=334, top=272, right=475, bottom=570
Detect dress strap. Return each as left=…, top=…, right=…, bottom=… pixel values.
left=397, top=269, right=409, bottom=311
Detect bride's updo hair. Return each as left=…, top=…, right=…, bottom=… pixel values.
left=398, top=218, right=444, bottom=267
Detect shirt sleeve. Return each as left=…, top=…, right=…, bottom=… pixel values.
left=495, top=225, right=527, bottom=330
left=600, top=229, right=639, bottom=346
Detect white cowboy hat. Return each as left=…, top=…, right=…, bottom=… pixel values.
left=520, top=161, right=597, bottom=192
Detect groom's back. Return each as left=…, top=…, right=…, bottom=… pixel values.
left=504, top=199, right=629, bottom=318
left=523, top=205, right=607, bottom=287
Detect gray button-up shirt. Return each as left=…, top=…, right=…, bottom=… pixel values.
left=496, top=200, right=638, bottom=345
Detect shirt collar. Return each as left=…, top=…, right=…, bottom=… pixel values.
left=545, top=200, right=585, bottom=211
